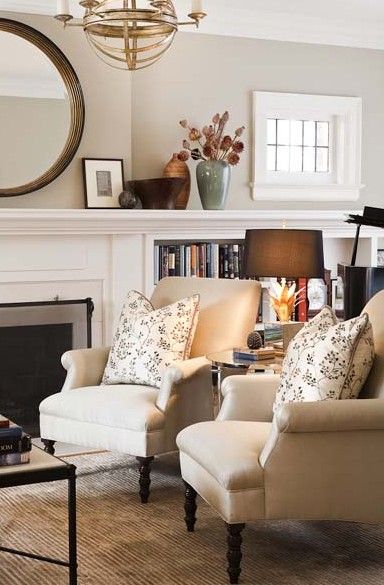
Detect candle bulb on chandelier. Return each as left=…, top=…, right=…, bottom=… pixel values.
left=191, top=0, right=203, bottom=14
left=56, top=0, right=70, bottom=15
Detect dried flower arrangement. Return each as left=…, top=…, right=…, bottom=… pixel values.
left=178, top=111, right=245, bottom=166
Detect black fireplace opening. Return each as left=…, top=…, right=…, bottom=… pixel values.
left=0, top=324, right=72, bottom=437
left=0, top=299, right=93, bottom=437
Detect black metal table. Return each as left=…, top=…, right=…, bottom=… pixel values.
left=0, top=446, right=77, bottom=584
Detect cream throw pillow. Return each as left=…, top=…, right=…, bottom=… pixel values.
left=103, top=290, right=200, bottom=388
left=273, top=306, right=374, bottom=412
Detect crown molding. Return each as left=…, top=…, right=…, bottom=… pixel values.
left=193, top=6, right=384, bottom=51
left=2, top=1, right=384, bottom=51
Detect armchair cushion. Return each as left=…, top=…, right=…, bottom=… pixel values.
left=102, top=290, right=199, bottom=388
left=40, top=385, right=164, bottom=432
left=177, top=421, right=271, bottom=490
left=273, top=307, right=374, bottom=412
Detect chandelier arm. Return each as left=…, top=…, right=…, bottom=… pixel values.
left=87, top=28, right=175, bottom=56
left=86, top=31, right=175, bottom=69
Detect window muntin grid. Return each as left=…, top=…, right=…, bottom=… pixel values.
left=267, top=119, right=330, bottom=173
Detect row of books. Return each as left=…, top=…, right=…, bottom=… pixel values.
left=154, top=243, right=245, bottom=283
left=0, top=415, right=31, bottom=466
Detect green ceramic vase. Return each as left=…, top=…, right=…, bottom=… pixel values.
left=196, top=160, right=231, bottom=210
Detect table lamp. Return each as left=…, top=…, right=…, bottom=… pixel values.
left=243, top=229, right=325, bottom=322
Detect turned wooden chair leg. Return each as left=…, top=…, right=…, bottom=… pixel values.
left=42, top=439, right=56, bottom=455
left=184, top=481, right=197, bottom=532
left=226, top=523, right=245, bottom=584
left=136, top=456, right=154, bottom=503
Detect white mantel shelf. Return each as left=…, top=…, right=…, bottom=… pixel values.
left=0, top=208, right=377, bottom=237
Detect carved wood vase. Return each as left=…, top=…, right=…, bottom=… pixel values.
left=163, top=154, right=191, bottom=210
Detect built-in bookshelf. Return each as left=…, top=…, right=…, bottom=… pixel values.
left=154, top=240, right=245, bottom=284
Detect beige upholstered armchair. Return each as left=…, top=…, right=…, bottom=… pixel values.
left=177, top=290, right=384, bottom=584
left=39, top=277, right=261, bottom=503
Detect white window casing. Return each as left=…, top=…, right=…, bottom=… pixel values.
left=251, top=91, right=363, bottom=201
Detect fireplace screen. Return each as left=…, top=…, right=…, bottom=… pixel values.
left=0, top=298, right=93, bottom=437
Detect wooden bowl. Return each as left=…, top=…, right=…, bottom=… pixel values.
left=126, top=177, right=186, bottom=210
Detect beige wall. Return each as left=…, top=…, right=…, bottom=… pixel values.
left=0, top=12, right=132, bottom=208
left=132, top=33, right=384, bottom=211
left=0, top=18, right=383, bottom=211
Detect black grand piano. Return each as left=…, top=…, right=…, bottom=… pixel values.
left=338, top=206, right=384, bottom=319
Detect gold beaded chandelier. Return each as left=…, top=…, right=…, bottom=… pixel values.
left=55, top=0, right=207, bottom=71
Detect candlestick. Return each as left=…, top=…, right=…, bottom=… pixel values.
left=56, top=0, right=70, bottom=15
left=191, top=0, right=203, bottom=14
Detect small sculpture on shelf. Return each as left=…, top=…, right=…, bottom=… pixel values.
left=247, top=330, right=263, bottom=350
left=118, top=185, right=138, bottom=209
left=163, top=154, right=191, bottom=210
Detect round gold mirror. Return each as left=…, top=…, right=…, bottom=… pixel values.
left=0, top=19, right=85, bottom=197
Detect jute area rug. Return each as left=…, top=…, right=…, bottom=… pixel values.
left=0, top=452, right=383, bottom=585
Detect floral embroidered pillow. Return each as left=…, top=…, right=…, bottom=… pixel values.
left=273, top=306, right=375, bottom=412
left=102, top=290, right=200, bottom=388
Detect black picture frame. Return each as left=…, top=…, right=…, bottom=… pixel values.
left=82, top=158, right=124, bottom=209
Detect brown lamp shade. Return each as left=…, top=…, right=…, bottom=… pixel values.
left=243, top=229, right=324, bottom=279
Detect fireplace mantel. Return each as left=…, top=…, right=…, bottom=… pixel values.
left=0, top=208, right=380, bottom=346
left=0, top=208, right=371, bottom=236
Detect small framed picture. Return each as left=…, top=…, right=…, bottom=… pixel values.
left=82, top=158, right=124, bottom=209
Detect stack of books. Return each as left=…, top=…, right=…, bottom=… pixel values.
left=0, top=415, right=32, bottom=467
left=233, top=347, right=276, bottom=362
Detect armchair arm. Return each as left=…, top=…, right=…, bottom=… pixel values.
left=260, top=398, right=384, bottom=468
left=275, top=399, right=384, bottom=433
left=61, top=347, right=110, bottom=392
left=259, top=399, right=384, bottom=522
left=156, top=356, right=211, bottom=412
left=217, top=374, right=280, bottom=422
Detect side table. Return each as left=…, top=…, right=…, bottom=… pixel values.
left=207, top=349, right=283, bottom=408
left=0, top=445, right=77, bottom=584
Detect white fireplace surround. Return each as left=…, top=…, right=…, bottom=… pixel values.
left=0, top=208, right=380, bottom=346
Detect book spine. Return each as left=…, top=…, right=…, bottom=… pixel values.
left=168, top=246, right=176, bottom=277
left=233, top=351, right=258, bottom=362
left=238, top=244, right=244, bottom=278
left=191, top=244, right=197, bottom=277
left=223, top=244, right=229, bottom=278
left=162, top=245, right=169, bottom=278
left=198, top=244, right=206, bottom=277
left=158, top=245, right=163, bottom=280
left=206, top=243, right=212, bottom=278
left=219, top=245, right=224, bottom=278
left=180, top=245, right=185, bottom=277
left=233, top=244, right=239, bottom=279
left=185, top=245, right=191, bottom=277
left=228, top=244, right=234, bottom=279
left=0, top=425, right=23, bottom=441
left=175, top=246, right=181, bottom=276
left=0, top=434, right=32, bottom=454
left=297, top=277, right=308, bottom=322
left=0, top=451, right=30, bottom=466
left=213, top=244, right=219, bottom=279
